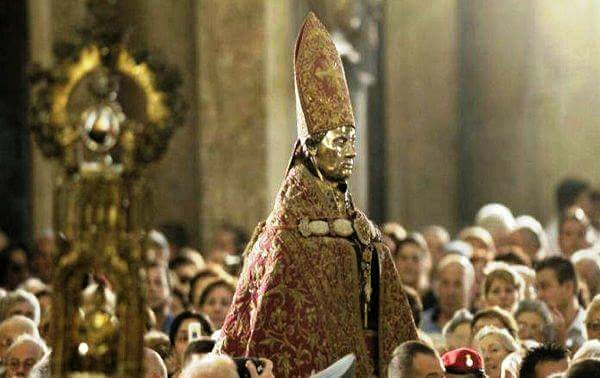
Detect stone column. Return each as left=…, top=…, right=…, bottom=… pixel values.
left=384, top=0, right=460, bottom=231
left=196, top=0, right=298, bottom=250
left=121, top=0, right=200, bottom=247
left=458, top=0, right=537, bottom=224
left=29, top=0, right=55, bottom=237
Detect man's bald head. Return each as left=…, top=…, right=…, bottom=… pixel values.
left=144, top=347, right=167, bottom=378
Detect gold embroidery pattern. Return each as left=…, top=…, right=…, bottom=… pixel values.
left=294, top=12, right=355, bottom=140
left=216, top=164, right=417, bottom=377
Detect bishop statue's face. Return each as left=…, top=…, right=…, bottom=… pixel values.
left=313, top=125, right=356, bottom=182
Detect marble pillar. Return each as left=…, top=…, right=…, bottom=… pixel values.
left=384, top=0, right=460, bottom=231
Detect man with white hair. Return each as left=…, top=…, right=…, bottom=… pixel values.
left=571, top=248, right=600, bottom=300
left=510, top=215, right=548, bottom=261
left=421, top=225, right=451, bottom=263
left=0, top=315, right=39, bottom=376
left=3, top=334, right=48, bottom=377
left=475, top=203, right=516, bottom=248
left=180, top=354, right=275, bottom=378
left=422, top=255, right=475, bottom=338
left=144, top=347, right=167, bottom=378
left=0, top=289, right=41, bottom=326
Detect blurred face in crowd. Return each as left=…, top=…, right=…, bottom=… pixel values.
left=174, top=318, right=198, bottom=363
left=7, top=302, right=36, bottom=322
left=585, top=307, right=600, bottom=340
left=477, top=334, right=511, bottom=378
left=472, top=316, right=506, bottom=340
left=485, top=277, right=519, bottom=312
left=423, top=229, right=448, bottom=264
left=4, top=340, right=45, bottom=378
left=436, top=263, right=469, bottom=316
left=516, top=311, right=545, bottom=342
left=509, top=229, right=539, bottom=261
left=173, top=262, right=197, bottom=298
left=395, top=242, right=423, bottom=289
left=0, top=319, right=36, bottom=365
left=535, top=268, right=572, bottom=311
left=147, top=266, right=170, bottom=310
left=410, top=352, right=445, bottom=378
left=446, top=322, right=472, bottom=350
left=574, top=259, right=600, bottom=299
left=6, top=249, right=29, bottom=289
left=559, top=219, right=589, bottom=257
left=200, top=285, right=233, bottom=329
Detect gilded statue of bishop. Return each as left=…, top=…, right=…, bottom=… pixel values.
left=216, top=12, right=417, bottom=377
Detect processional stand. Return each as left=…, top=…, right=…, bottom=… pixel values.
left=29, top=1, right=185, bottom=376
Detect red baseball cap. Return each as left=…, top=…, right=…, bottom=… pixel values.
left=442, top=348, right=485, bottom=374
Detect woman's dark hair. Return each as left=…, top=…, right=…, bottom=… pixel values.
left=197, top=279, right=235, bottom=308
left=0, top=242, right=30, bottom=288
left=556, top=178, right=589, bottom=212
left=188, top=270, right=220, bottom=304
left=168, top=311, right=212, bottom=346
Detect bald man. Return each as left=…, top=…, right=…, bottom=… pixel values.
left=144, top=347, right=167, bottom=378
left=3, top=334, right=48, bottom=378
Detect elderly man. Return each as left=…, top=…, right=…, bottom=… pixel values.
left=475, top=203, right=516, bottom=248
left=144, top=348, right=167, bottom=378
left=422, top=255, right=475, bottom=338
left=388, top=340, right=445, bottom=378
left=571, top=248, right=600, bottom=300
left=3, top=334, right=48, bottom=378
left=421, top=225, right=450, bottom=263
left=146, top=263, right=173, bottom=334
left=0, top=289, right=41, bottom=326
left=0, top=315, right=39, bottom=375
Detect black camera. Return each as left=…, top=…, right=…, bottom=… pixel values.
left=233, top=357, right=265, bottom=378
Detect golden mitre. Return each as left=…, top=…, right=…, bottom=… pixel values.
left=294, top=12, right=355, bottom=141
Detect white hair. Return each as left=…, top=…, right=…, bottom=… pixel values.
left=571, top=248, right=600, bottom=266
left=573, top=339, right=600, bottom=362
left=0, top=315, right=40, bottom=339
left=0, top=289, right=41, bottom=325
left=180, top=353, right=239, bottom=378
left=144, top=348, right=167, bottom=378
left=18, top=277, right=48, bottom=295
left=474, top=326, right=519, bottom=353
left=29, top=351, right=51, bottom=378
left=501, top=351, right=522, bottom=378
left=459, top=226, right=494, bottom=249
left=443, top=240, right=474, bottom=259
left=515, top=215, right=547, bottom=254
left=475, top=203, right=516, bottom=237
left=585, top=294, right=600, bottom=325
left=438, top=254, right=475, bottom=290
left=5, top=333, right=49, bottom=357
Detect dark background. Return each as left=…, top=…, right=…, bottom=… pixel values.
left=0, top=1, right=31, bottom=245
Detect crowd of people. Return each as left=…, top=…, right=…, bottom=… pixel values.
left=1, top=177, right=600, bottom=377
left=385, top=178, right=600, bottom=377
